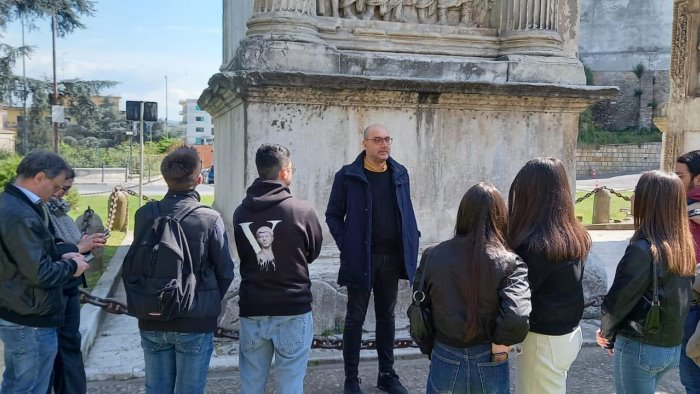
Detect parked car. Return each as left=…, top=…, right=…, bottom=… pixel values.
left=207, top=165, right=214, bottom=184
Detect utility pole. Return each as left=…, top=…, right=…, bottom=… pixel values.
left=139, top=102, right=145, bottom=207
left=51, top=1, right=59, bottom=152
left=21, top=12, right=28, bottom=153
left=165, top=75, right=168, bottom=138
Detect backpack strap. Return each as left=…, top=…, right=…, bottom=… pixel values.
left=171, top=202, right=202, bottom=222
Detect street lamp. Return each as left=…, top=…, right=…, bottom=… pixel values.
left=165, top=75, right=168, bottom=138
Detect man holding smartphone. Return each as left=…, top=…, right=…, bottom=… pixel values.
left=0, top=151, right=89, bottom=393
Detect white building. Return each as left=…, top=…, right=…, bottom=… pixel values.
left=179, top=99, right=214, bottom=145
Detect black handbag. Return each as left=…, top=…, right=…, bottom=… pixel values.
left=407, top=251, right=435, bottom=356
left=644, top=258, right=661, bottom=334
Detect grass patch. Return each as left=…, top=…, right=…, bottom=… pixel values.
left=574, top=191, right=634, bottom=225
left=578, top=108, right=662, bottom=147
left=68, top=193, right=215, bottom=289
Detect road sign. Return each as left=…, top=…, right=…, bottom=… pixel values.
left=126, top=101, right=158, bottom=121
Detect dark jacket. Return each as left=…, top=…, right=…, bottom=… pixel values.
left=687, top=188, right=700, bottom=263
left=133, top=190, right=235, bottom=333
left=516, top=247, right=585, bottom=336
left=233, top=179, right=323, bottom=317
left=0, top=184, right=79, bottom=327
left=416, top=238, right=531, bottom=348
left=601, top=238, right=692, bottom=347
left=326, top=152, right=420, bottom=289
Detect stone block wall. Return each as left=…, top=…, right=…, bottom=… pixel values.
left=590, top=70, right=670, bottom=131
left=576, top=142, right=661, bottom=178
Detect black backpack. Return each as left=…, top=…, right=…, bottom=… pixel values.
left=122, top=201, right=201, bottom=321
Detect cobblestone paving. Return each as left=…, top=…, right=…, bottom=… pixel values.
left=87, top=347, right=684, bottom=393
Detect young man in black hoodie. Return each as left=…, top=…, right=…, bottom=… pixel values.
left=126, top=147, right=235, bottom=393
left=233, top=143, right=323, bottom=394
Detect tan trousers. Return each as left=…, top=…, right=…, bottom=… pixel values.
left=516, top=326, right=583, bottom=394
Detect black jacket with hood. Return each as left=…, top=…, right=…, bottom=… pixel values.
left=233, top=179, right=323, bottom=317
left=130, top=190, right=236, bottom=333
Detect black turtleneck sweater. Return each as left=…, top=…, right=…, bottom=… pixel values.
left=365, top=169, right=400, bottom=255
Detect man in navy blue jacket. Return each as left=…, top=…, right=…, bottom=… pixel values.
left=326, top=124, right=419, bottom=394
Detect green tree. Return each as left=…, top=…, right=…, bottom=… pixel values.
left=633, top=63, right=645, bottom=131
left=0, top=0, right=96, bottom=100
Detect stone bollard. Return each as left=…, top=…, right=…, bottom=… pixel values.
left=108, top=190, right=129, bottom=232
left=592, top=188, right=612, bottom=224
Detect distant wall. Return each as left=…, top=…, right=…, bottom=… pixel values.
left=579, top=0, right=672, bottom=130
left=579, top=0, right=672, bottom=72
left=576, top=142, right=661, bottom=178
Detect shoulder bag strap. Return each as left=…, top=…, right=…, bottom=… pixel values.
left=651, top=258, right=659, bottom=306
left=413, top=250, right=431, bottom=305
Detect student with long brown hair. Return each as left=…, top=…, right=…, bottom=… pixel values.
left=508, top=157, right=591, bottom=394
left=596, top=170, right=695, bottom=393
left=417, top=182, right=531, bottom=394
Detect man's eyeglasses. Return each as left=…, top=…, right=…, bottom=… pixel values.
left=60, top=186, right=72, bottom=192
left=365, top=137, right=393, bottom=145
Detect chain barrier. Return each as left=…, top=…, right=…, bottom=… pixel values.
left=79, top=289, right=419, bottom=349
left=80, top=288, right=606, bottom=350
left=574, top=186, right=632, bottom=205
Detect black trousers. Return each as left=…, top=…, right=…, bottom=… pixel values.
left=49, top=292, right=86, bottom=394
left=343, top=253, right=401, bottom=378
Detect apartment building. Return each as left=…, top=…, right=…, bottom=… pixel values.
left=179, top=99, right=214, bottom=145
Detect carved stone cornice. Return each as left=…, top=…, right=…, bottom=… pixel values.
left=199, top=71, right=618, bottom=117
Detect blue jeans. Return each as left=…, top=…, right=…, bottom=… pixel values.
left=0, top=319, right=58, bottom=394
left=613, top=335, right=680, bottom=394
left=140, top=331, right=214, bottom=394
left=427, top=341, right=509, bottom=394
left=682, top=304, right=700, bottom=393
left=239, top=312, right=314, bottom=394
left=50, top=292, right=86, bottom=394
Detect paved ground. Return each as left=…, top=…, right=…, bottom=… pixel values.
left=577, top=173, right=641, bottom=191
left=87, top=347, right=683, bottom=393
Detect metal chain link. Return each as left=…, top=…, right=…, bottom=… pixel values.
left=105, top=188, right=119, bottom=232
left=574, top=186, right=632, bottom=205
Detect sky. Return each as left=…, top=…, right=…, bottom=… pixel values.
left=3, top=0, right=223, bottom=123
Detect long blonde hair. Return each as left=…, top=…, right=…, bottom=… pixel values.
left=633, top=170, right=695, bottom=276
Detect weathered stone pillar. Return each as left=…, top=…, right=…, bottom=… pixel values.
left=246, top=0, right=322, bottom=43
left=202, top=0, right=618, bottom=335
left=499, top=0, right=564, bottom=56
left=665, top=0, right=700, bottom=164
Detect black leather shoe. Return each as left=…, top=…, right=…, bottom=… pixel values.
left=344, top=377, right=363, bottom=394
left=377, top=372, right=408, bottom=394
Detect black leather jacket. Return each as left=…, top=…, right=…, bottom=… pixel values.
left=601, top=238, right=692, bottom=347
left=0, top=184, right=78, bottom=327
left=415, top=237, right=532, bottom=348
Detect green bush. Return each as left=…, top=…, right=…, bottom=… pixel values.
left=578, top=109, right=662, bottom=147
left=0, top=155, right=22, bottom=191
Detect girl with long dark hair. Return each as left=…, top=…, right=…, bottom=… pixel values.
left=596, top=170, right=695, bottom=393
left=508, top=157, right=592, bottom=394
left=417, top=182, right=531, bottom=394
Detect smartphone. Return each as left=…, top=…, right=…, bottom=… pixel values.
left=84, top=253, right=94, bottom=263
left=103, top=230, right=111, bottom=239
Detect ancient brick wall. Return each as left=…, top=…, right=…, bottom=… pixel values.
left=576, top=142, right=662, bottom=178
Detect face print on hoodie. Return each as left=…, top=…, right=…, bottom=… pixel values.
left=238, top=220, right=281, bottom=271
